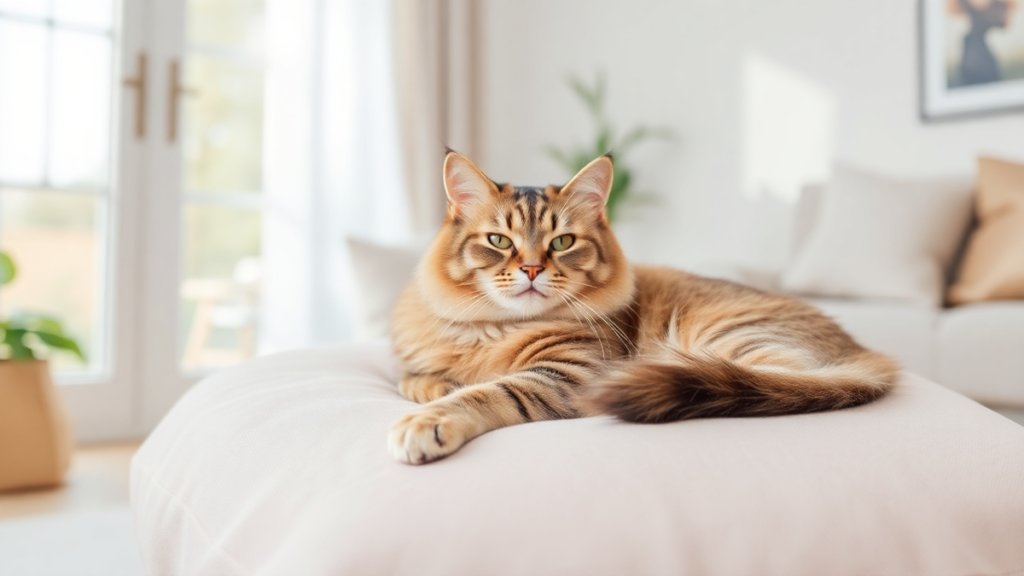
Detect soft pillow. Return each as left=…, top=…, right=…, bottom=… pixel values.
left=781, top=166, right=973, bottom=305
left=346, top=238, right=423, bottom=339
left=948, top=157, right=1024, bottom=305
left=132, top=343, right=1024, bottom=575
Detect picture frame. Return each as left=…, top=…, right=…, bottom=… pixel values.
left=920, top=0, right=1024, bottom=120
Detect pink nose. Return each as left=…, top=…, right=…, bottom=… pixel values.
left=520, top=265, right=545, bottom=281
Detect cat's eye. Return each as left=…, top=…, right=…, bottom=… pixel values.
left=550, top=234, right=575, bottom=251
left=487, top=234, right=513, bottom=249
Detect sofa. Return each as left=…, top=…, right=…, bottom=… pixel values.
left=697, top=181, right=1024, bottom=408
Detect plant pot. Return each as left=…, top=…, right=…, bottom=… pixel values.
left=0, top=360, right=72, bottom=492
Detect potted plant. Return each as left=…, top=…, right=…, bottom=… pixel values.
left=0, top=251, right=83, bottom=492
left=545, top=72, right=672, bottom=223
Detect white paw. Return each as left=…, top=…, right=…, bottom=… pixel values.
left=388, top=409, right=466, bottom=465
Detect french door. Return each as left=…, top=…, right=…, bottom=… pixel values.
left=0, top=0, right=266, bottom=440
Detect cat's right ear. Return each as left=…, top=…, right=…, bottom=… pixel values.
left=444, top=151, right=495, bottom=216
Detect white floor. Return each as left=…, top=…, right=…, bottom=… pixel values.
left=0, top=443, right=144, bottom=576
left=0, top=508, right=143, bottom=576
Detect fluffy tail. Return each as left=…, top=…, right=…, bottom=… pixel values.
left=588, top=350, right=899, bottom=423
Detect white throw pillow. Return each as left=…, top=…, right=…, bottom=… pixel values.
left=781, top=166, right=973, bottom=305
left=346, top=238, right=424, bottom=339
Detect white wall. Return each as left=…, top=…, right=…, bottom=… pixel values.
left=477, top=0, right=1024, bottom=271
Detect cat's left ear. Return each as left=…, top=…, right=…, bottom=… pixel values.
left=443, top=150, right=496, bottom=216
left=562, top=154, right=614, bottom=222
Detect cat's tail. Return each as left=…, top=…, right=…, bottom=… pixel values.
left=587, top=348, right=899, bottom=423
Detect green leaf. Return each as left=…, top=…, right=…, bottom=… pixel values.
left=0, top=252, right=15, bottom=287
left=616, top=125, right=674, bottom=155
left=3, top=327, right=36, bottom=361
left=25, top=315, right=66, bottom=337
left=543, top=145, right=577, bottom=172
left=32, top=330, right=85, bottom=361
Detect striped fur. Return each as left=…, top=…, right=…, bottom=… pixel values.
left=388, top=152, right=899, bottom=465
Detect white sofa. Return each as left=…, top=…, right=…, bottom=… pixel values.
left=700, top=185, right=1024, bottom=408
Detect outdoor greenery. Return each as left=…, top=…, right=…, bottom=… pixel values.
left=545, top=72, right=671, bottom=223
left=0, top=251, right=84, bottom=362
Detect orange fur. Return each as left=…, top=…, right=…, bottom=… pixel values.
left=388, top=152, right=899, bottom=465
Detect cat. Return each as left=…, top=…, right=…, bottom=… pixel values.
left=388, top=150, right=899, bottom=465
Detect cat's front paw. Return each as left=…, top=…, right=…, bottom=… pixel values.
left=388, top=408, right=467, bottom=465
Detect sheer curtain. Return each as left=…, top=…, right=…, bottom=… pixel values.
left=259, top=0, right=476, bottom=353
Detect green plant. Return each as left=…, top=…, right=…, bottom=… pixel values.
left=0, top=251, right=84, bottom=362
left=545, top=72, right=672, bottom=223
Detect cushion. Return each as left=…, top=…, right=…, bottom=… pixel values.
left=781, top=166, right=973, bottom=305
left=792, top=183, right=824, bottom=254
left=346, top=238, right=422, bottom=339
left=131, top=343, right=1024, bottom=576
left=948, top=157, right=1024, bottom=305
left=935, top=301, right=1024, bottom=406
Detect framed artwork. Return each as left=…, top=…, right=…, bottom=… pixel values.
left=920, top=0, right=1024, bottom=120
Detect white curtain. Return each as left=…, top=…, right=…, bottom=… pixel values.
left=259, top=0, right=476, bottom=353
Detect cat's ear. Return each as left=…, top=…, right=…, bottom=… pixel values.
left=562, top=154, right=614, bottom=221
left=444, top=150, right=495, bottom=215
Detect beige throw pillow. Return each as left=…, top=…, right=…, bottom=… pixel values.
left=948, top=157, right=1024, bottom=305
left=346, top=238, right=424, bottom=339
left=781, top=166, right=973, bottom=305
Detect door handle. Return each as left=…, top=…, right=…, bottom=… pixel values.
left=122, top=53, right=147, bottom=139
left=168, top=59, right=198, bottom=143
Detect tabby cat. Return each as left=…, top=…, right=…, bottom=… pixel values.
left=389, top=151, right=898, bottom=465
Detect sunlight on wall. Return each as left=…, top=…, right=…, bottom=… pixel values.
left=741, top=53, right=836, bottom=203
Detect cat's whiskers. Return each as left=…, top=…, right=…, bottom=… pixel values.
left=411, top=289, right=490, bottom=350
left=554, top=289, right=610, bottom=361
left=563, top=291, right=637, bottom=356
left=430, top=292, right=496, bottom=349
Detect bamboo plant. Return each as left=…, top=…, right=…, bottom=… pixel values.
left=0, top=251, right=84, bottom=362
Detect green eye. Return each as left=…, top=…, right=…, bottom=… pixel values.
left=487, top=234, right=513, bottom=249
left=550, top=234, right=575, bottom=251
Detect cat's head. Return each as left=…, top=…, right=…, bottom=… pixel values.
left=417, top=150, right=634, bottom=323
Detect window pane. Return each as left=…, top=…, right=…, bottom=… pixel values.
left=0, top=20, right=47, bottom=184
left=183, top=55, right=263, bottom=193
left=0, top=0, right=47, bottom=18
left=52, top=0, right=114, bottom=30
left=0, top=189, right=102, bottom=372
left=187, top=0, right=264, bottom=54
left=180, top=204, right=260, bottom=371
left=49, top=29, right=112, bottom=189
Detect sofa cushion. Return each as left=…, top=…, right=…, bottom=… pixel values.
left=132, top=343, right=1024, bottom=576
left=781, top=166, right=973, bottom=305
left=346, top=238, right=423, bottom=339
left=948, top=156, right=1024, bottom=304
left=805, top=298, right=937, bottom=379
left=935, top=302, right=1024, bottom=406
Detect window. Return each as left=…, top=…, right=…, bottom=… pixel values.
left=178, top=0, right=264, bottom=371
left=0, top=0, right=116, bottom=377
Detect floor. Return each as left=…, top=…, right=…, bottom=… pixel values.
left=0, top=442, right=145, bottom=576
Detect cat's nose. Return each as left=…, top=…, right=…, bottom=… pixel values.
left=520, top=265, right=545, bottom=281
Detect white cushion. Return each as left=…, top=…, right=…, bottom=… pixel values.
left=806, top=298, right=938, bottom=379
left=132, top=343, right=1024, bottom=576
left=781, top=166, right=973, bottom=305
left=345, top=238, right=422, bottom=339
left=936, top=302, right=1024, bottom=406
